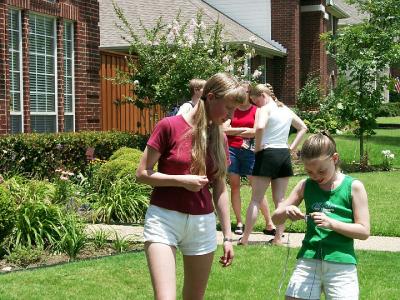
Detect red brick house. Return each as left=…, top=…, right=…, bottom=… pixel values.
left=0, top=0, right=358, bottom=134
left=0, top=0, right=100, bottom=134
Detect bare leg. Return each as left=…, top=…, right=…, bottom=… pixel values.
left=271, top=177, right=290, bottom=245
left=241, top=176, right=271, bottom=244
left=249, top=176, right=275, bottom=231
left=229, top=173, right=242, bottom=226
left=145, top=242, right=177, bottom=300
left=182, top=252, right=214, bottom=300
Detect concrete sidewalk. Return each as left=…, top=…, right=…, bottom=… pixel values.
left=86, top=224, right=400, bottom=252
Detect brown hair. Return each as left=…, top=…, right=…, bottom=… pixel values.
left=191, top=73, right=245, bottom=179
left=249, top=83, right=284, bottom=107
left=189, top=78, right=206, bottom=96
left=300, top=131, right=337, bottom=161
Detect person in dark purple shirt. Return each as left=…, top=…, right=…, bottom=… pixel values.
left=136, top=73, right=246, bottom=300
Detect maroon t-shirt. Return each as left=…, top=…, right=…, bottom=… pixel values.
left=147, top=115, right=228, bottom=215
left=227, top=105, right=257, bottom=148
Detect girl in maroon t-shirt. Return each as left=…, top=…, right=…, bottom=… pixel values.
left=136, top=73, right=246, bottom=300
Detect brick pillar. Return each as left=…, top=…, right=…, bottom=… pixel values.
left=57, top=19, right=65, bottom=132
left=74, top=0, right=100, bottom=131
left=271, top=0, right=301, bottom=106
left=0, top=3, right=9, bottom=134
left=300, top=1, right=329, bottom=92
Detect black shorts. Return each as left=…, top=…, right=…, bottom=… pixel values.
left=252, top=148, right=293, bottom=179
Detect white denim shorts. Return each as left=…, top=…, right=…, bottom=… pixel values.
left=143, top=205, right=217, bottom=256
left=286, top=258, right=359, bottom=300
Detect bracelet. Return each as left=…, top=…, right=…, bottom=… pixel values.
left=223, top=237, right=233, bottom=243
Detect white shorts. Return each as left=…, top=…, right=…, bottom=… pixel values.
left=143, top=205, right=217, bottom=256
left=286, top=258, right=359, bottom=300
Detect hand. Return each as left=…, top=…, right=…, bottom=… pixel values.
left=219, top=241, right=234, bottom=267
left=290, top=147, right=298, bottom=160
left=180, top=175, right=209, bottom=192
left=311, top=212, right=334, bottom=229
left=285, top=205, right=305, bottom=221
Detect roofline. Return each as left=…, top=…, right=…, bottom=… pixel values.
left=326, top=0, right=350, bottom=19
left=100, top=41, right=287, bottom=58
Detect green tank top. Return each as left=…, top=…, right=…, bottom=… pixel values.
left=297, top=175, right=357, bottom=264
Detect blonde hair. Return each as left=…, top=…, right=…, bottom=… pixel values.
left=249, top=83, right=284, bottom=107
left=301, top=132, right=337, bottom=161
left=191, top=73, right=245, bottom=179
left=189, top=78, right=206, bottom=96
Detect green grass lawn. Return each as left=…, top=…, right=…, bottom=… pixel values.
left=233, top=171, right=400, bottom=237
left=289, top=128, right=400, bottom=168
left=335, top=129, right=400, bottom=168
left=377, top=116, right=400, bottom=124
left=0, top=247, right=398, bottom=299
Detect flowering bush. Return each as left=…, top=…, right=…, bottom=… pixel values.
left=381, top=150, right=395, bottom=171
left=113, top=6, right=257, bottom=110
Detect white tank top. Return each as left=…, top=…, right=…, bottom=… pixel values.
left=261, top=101, right=293, bottom=148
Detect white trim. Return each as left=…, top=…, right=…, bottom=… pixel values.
left=64, top=21, right=75, bottom=132
left=301, top=5, right=325, bottom=13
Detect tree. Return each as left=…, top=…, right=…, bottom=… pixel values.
left=322, top=0, right=400, bottom=165
left=112, top=3, right=257, bottom=111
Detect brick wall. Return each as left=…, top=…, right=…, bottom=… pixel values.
left=270, top=0, right=301, bottom=106
left=0, top=0, right=100, bottom=134
left=300, top=11, right=325, bottom=86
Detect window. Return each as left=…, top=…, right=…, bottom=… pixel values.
left=29, top=14, right=57, bottom=133
left=8, top=9, right=23, bottom=133
left=63, top=21, right=74, bottom=132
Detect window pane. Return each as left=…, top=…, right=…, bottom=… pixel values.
left=10, top=92, right=21, bottom=112
left=29, top=14, right=56, bottom=120
left=11, top=115, right=22, bottom=134
left=64, top=115, right=74, bottom=132
left=31, top=115, right=56, bottom=133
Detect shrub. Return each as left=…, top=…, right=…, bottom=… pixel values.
left=109, top=147, right=143, bottom=161
left=93, top=148, right=143, bottom=192
left=56, top=213, right=87, bottom=261
left=92, top=177, right=150, bottom=224
left=296, top=75, right=322, bottom=111
left=5, top=245, right=43, bottom=267
left=0, top=131, right=148, bottom=179
left=13, top=199, right=62, bottom=248
left=0, top=186, right=17, bottom=245
left=377, top=102, right=400, bottom=117
left=94, top=159, right=134, bottom=192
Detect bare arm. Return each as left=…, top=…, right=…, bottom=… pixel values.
left=254, top=106, right=269, bottom=152
left=312, top=180, right=370, bottom=240
left=213, top=178, right=234, bottom=267
left=223, top=126, right=255, bottom=138
left=289, top=110, right=308, bottom=152
left=136, top=146, right=209, bottom=192
left=272, top=179, right=306, bottom=225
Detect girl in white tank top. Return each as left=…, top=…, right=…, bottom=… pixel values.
left=240, top=83, right=307, bottom=246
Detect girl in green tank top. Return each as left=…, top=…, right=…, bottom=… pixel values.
left=272, top=132, right=370, bottom=300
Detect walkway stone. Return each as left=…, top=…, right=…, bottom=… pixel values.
left=86, top=224, right=400, bottom=252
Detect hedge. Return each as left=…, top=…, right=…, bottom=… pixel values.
left=0, top=131, right=148, bottom=179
